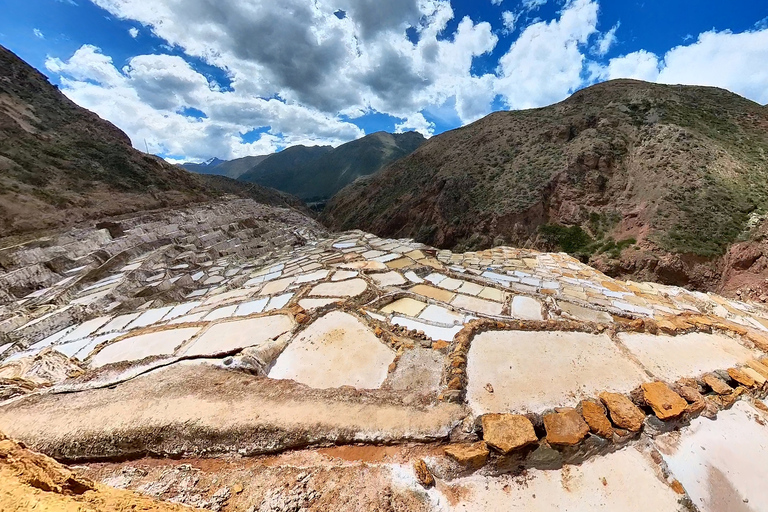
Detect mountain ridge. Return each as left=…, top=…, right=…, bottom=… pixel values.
left=238, top=130, right=425, bottom=202
left=0, top=44, right=302, bottom=237
left=323, top=79, right=768, bottom=297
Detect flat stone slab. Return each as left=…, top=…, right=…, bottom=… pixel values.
left=182, top=315, right=294, bottom=357
left=466, top=330, right=648, bottom=414
left=618, top=332, right=755, bottom=381
left=89, top=327, right=201, bottom=367
left=309, top=278, right=367, bottom=297
left=655, top=401, right=768, bottom=512
left=269, top=311, right=394, bottom=389
left=436, top=447, right=684, bottom=511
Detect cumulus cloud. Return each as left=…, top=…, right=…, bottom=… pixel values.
left=43, top=0, right=503, bottom=158
left=46, top=45, right=364, bottom=160
left=501, top=11, right=519, bottom=34
left=495, top=0, right=599, bottom=109
left=128, top=27, right=138, bottom=38
left=42, top=0, right=768, bottom=160
left=593, top=28, right=768, bottom=104
left=593, top=22, right=619, bottom=56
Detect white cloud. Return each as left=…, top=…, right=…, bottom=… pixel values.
left=495, top=0, right=599, bottom=109
left=46, top=46, right=364, bottom=160
left=522, top=0, right=548, bottom=12
left=42, top=0, right=503, bottom=158
left=395, top=113, right=435, bottom=137
left=33, top=28, right=44, bottom=39
left=593, top=21, right=619, bottom=56
left=41, top=0, right=768, bottom=161
left=128, top=27, right=138, bottom=38
left=501, top=11, right=519, bottom=34
left=594, top=28, right=768, bottom=104
left=491, top=0, right=503, bottom=5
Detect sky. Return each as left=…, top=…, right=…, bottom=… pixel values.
left=1, top=0, right=767, bottom=163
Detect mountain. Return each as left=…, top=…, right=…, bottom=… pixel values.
left=0, top=45, right=301, bottom=237
left=180, top=155, right=269, bottom=179
left=323, top=79, right=768, bottom=296
left=238, top=131, right=426, bottom=202
left=179, top=157, right=225, bottom=175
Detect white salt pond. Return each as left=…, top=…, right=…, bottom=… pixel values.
left=182, top=315, right=293, bottom=357
left=268, top=311, right=394, bottom=389
left=466, top=330, right=648, bottom=414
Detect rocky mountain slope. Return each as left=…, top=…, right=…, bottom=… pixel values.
left=0, top=45, right=300, bottom=237
left=181, top=155, right=270, bottom=179
left=239, top=131, right=425, bottom=202
left=323, top=80, right=768, bottom=296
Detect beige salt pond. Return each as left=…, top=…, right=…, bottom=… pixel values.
left=309, top=278, right=367, bottom=297
left=466, top=330, right=649, bottom=414
left=617, top=331, right=756, bottom=381
left=89, top=327, right=201, bottom=367
left=182, top=314, right=294, bottom=357
left=268, top=311, right=394, bottom=389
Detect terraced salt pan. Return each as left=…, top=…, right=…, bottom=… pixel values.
left=234, top=298, right=269, bottom=316
left=391, top=316, right=463, bottom=342
left=298, top=298, right=340, bottom=310
left=89, top=327, right=200, bottom=367
left=511, top=296, right=543, bottom=320
left=182, top=315, right=294, bottom=357
left=60, top=316, right=111, bottom=343
left=265, top=293, right=293, bottom=311
left=466, top=330, right=649, bottom=414
left=451, top=294, right=503, bottom=316
left=126, top=306, right=174, bottom=329
left=433, top=447, right=683, bottom=511
left=618, top=332, right=755, bottom=381
left=381, top=298, right=428, bottom=317
left=371, top=271, right=407, bottom=287
left=309, top=278, right=367, bottom=297
left=203, top=305, right=238, bottom=321
left=269, top=311, right=394, bottom=389
left=418, top=305, right=465, bottom=325
left=655, top=401, right=768, bottom=512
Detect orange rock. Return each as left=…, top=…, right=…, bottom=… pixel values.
left=481, top=414, right=538, bottom=454
left=413, top=459, right=434, bottom=487
left=746, top=359, right=768, bottom=379
left=641, top=382, right=687, bottom=420
left=670, top=479, right=686, bottom=495
left=702, top=373, right=733, bottom=395
left=580, top=400, right=614, bottom=439
left=447, top=376, right=463, bottom=390
left=432, top=340, right=450, bottom=350
left=294, top=313, right=309, bottom=324
left=675, top=384, right=704, bottom=404
left=444, top=441, right=490, bottom=469
left=727, top=368, right=756, bottom=388
left=599, top=392, right=646, bottom=432
left=543, top=410, right=590, bottom=446
left=374, top=326, right=383, bottom=338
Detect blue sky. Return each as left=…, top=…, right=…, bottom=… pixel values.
left=1, top=0, right=767, bottom=162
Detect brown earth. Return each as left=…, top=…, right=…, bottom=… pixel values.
left=323, top=79, right=768, bottom=297
left=0, top=431, right=198, bottom=512
left=0, top=44, right=304, bottom=237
